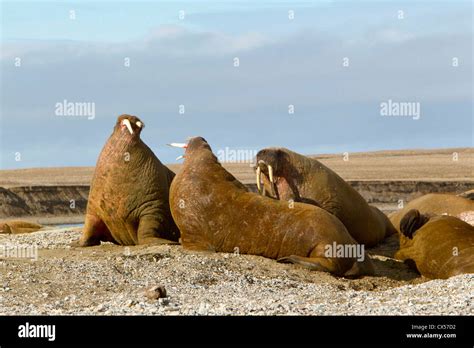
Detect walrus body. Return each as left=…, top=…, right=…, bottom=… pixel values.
left=389, top=193, right=474, bottom=232
left=77, top=115, right=179, bottom=246
left=395, top=209, right=474, bottom=279
left=0, top=221, right=43, bottom=234
left=255, top=148, right=396, bottom=246
left=169, top=137, right=373, bottom=277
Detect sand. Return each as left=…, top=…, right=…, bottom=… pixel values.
left=0, top=227, right=472, bottom=315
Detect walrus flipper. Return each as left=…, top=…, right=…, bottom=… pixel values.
left=277, top=255, right=332, bottom=273
left=74, top=213, right=110, bottom=247
left=137, top=215, right=179, bottom=245
left=343, top=255, right=375, bottom=277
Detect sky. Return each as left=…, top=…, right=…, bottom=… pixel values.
left=0, top=0, right=472, bottom=168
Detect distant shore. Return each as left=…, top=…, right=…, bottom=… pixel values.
left=1, top=147, right=472, bottom=187
left=1, top=147, right=472, bottom=223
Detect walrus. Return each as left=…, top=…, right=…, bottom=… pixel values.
left=255, top=148, right=396, bottom=246
left=395, top=209, right=474, bottom=279
left=389, top=193, right=474, bottom=232
left=0, top=220, right=43, bottom=234
left=75, top=114, right=179, bottom=246
left=168, top=137, right=373, bottom=277
left=458, top=189, right=474, bottom=200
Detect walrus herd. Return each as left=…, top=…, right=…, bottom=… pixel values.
left=69, top=115, right=472, bottom=280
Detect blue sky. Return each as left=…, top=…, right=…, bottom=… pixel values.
left=1, top=0, right=472, bottom=168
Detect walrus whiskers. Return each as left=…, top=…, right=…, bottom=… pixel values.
left=256, top=160, right=276, bottom=197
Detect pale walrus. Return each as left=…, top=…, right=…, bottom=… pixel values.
left=75, top=114, right=179, bottom=246
left=255, top=148, right=396, bottom=247
left=389, top=193, right=474, bottom=232
left=0, top=220, right=43, bottom=234
left=395, top=209, right=474, bottom=279
left=169, top=137, right=373, bottom=277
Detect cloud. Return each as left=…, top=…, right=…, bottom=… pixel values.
left=369, top=29, right=416, bottom=44
left=1, top=22, right=472, bottom=168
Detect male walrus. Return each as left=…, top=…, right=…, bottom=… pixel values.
left=395, top=209, right=474, bottom=279
left=0, top=220, right=43, bottom=234
left=169, top=137, right=373, bottom=277
left=75, top=114, right=179, bottom=246
left=255, top=148, right=396, bottom=246
left=389, top=193, right=474, bottom=232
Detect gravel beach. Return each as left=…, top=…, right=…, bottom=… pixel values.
left=1, top=228, right=472, bottom=316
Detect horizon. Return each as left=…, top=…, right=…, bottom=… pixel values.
left=0, top=145, right=471, bottom=171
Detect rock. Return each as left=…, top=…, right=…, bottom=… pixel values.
left=158, top=297, right=170, bottom=306
left=95, top=304, right=106, bottom=312
left=125, top=300, right=135, bottom=307
left=144, top=285, right=167, bottom=300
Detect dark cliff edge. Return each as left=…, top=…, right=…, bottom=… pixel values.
left=0, top=186, right=90, bottom=222
left=0, top=181, right=472, bottom=223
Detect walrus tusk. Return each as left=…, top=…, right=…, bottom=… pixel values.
left=268, top=164, right=274, bottom=184
left=268, top=164, right=277, bottom=197
left=176, top=155, right=185, bottom=161
left=136, top=121, right=143, bottom=128
left=168, top=143, right=188, bottom=148
left=256, top=166, right=262, bottom=193
left=122, top=119, right=134, bottom=134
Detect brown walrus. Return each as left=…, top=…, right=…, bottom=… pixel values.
left=395, top=209, right=474, bottom=279
left=0, top=220, right=43, bottom=234
left=169, top=137, right=373, bottom=277
left=255, top=148, right=396, bottom=246
left=389, top=193, right=474, bottom=232
left=75, top=114, right=179, bottom=246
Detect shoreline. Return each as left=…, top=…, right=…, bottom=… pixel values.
left=1, top=180, right=472, bottom=223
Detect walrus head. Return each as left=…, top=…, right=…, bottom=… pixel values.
left=114, top=114, right=145, bottom=138
left=255, top=148, right=302, bottom=201
left=168, top=136, right=214, bottom=161
left=399, top=209, right=430, bottom=239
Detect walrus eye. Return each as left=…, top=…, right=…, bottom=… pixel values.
left=121, top=119, right=134, bottom=135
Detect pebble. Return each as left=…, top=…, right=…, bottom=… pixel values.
left=144, top=285, right=167, bottom=300
left=0, top=228, right=473, bottom=315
